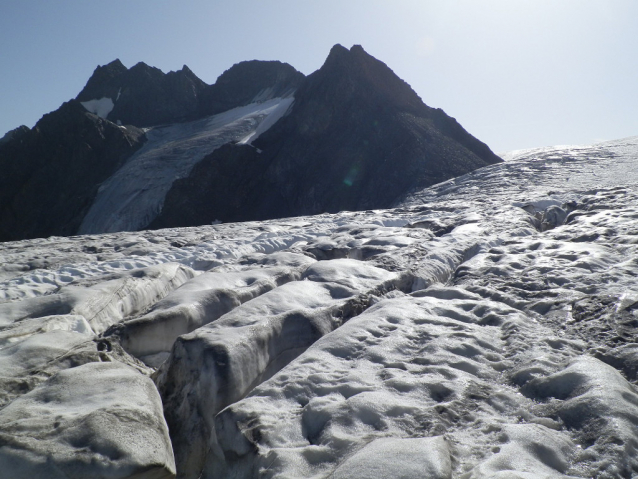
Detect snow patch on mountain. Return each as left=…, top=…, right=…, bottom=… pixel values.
left=80, top=97, right=114, bottom=119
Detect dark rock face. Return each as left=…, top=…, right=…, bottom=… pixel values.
left=76, top=60, right=208, bottom=127
left=0, top=125, right=30, bottom=145
left=151, top=143, right=291, bottom=229
left=0, top=101, right=145, bottom=242
left=76, top=59, right=303, bottom=129
left=152, top=45, right=502, bottom=229
left=197, top=60, right=305, bottom=117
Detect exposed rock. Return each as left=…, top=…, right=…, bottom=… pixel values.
left=0, top=125, right=30, bottom=145
left=76, top=58, right=304, bottom=129
left=77, top=60, right=208, bottom=127
left=1, top=44, right=501, bottom=241
left=197, top=60, right=305, bottom=117
left=0, top=100, right=145, bottom=242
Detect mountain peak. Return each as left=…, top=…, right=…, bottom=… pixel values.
left=128, top=62, right=164, bottom=79
left=323, top=44, right=374, bottom=66
left=322, top=43, right=356, bottom=68
left=76, top=60, right=128, bottom=102
left=327, top=43, right=349, bottom=55
left=298, top=43, right=423, bottom=117
left=75, top=60, right=208, bottom=127
left=197, top=60, right=305, bottom=116
left=105, top=58, right=126, bottom=70
left=4, top=44, right=501, bottom=241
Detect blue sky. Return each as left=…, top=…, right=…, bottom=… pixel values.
left=1, top=0, right=637, bottom=152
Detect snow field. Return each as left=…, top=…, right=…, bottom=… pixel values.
left=80, top=97, right=114, bottom=119
left=210, top=291, right=578, bottom=478
left=109, top=256, right=316, bottom=365
left=0, top=262, right=195, bottom=333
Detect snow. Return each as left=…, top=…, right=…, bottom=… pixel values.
left=0, top=362, right=175, bottom=479
left=1, top=136, right=638, bottom=477
left=238, top=97, right=293, bottom=145
left=112, top=257, right=315, bottom=365
left=79, top=96, right=295, bottom=234
left=331, top=436, right=451, bottom=479
left=0, top=262, right=194, bottom=334
left=80, top=97, right=114, bottom=119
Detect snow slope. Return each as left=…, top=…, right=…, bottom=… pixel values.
left=78, top=96, right=294, bottom=235
left=1, top=136, right=638, bottom=478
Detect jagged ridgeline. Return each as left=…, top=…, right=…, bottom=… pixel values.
left=0, top=44, right=501, bottom=242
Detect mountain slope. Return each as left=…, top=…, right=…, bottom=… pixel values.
left=0, top=101, right=145, bottom=242
left=151, top=45, right=501, bottom=228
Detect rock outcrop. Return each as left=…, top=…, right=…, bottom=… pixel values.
left=77, top=59, right=208, bottom=127
left=0, top=101, right=145, bottom=242
left=197, top=60, right=305, bottom=117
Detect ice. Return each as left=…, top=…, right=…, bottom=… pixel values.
left=0, top=136, right=638, bottom=477
left=331, top=436, right=452, bottom=479
left=0, top=263, right=194, bottom=333
left=0, top=362, right=175, bottom=478
left=79, top=97, right=295, bottom=234
left=0, top=331, right=91, bottom=407
left=238, top=96, right=294, bottom=145
left=464, top=424, right=579, bottom=478
left=80, top=97, right=114, bottom=119
left=0, top=314, right=93, bottom=349
left=521, top=357, right=638, bottom=477
left=155, top=259, right=401, bottom=477
left=210, top=293, right=524, bottom=477
left=109, top=258, right=315, bottom=364
left=301, top=258, right=397, bottom=289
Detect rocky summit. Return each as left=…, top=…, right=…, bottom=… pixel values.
left=0, top=136, right=637, bottom=478
left=0, top=44, right=500, bottom=242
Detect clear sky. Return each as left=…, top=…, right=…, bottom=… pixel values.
left=1, top=0, right=637, bottom=152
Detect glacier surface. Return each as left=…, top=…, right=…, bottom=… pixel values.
left=78, top=97, right=294, bottom=235
left=1, top=137, right=638, bottom=478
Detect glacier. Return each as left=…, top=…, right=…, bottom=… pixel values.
left=78, top=96, right=294, bottom=235
left=0, top=137, right=638, bottom=478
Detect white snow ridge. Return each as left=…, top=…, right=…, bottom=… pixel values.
left=1, top=136, right=638, bottom=478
